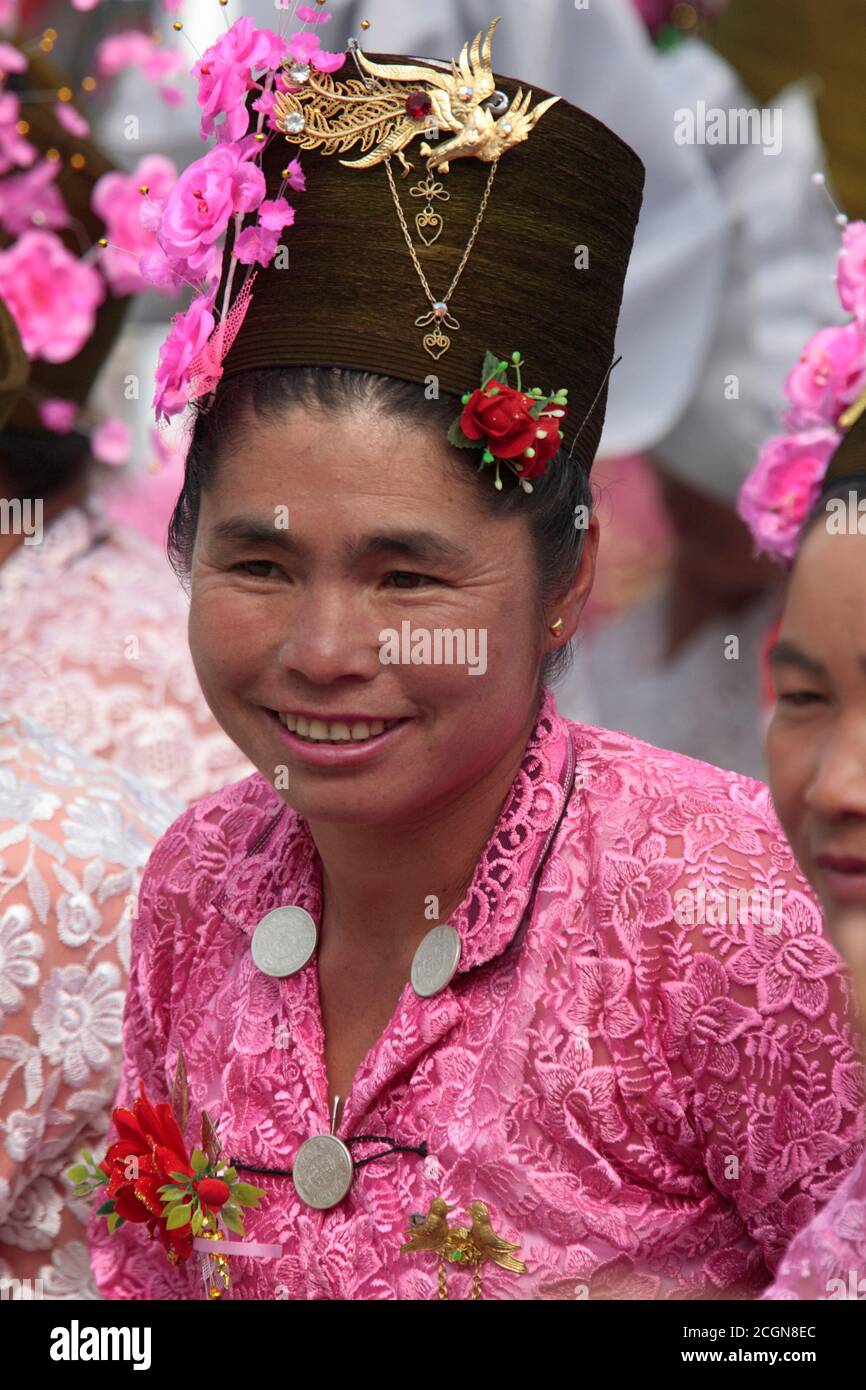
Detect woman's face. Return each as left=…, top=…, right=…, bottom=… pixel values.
left=766, top=522, right=866, bottom=985
left=188, top=400, right=594, bottom=828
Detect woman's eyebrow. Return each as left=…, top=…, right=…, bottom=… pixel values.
left=345, top=531, right=470, bottom=564
left=207, top=519, right=469, bottom=565
left=768, top=639, right=826, bottom=675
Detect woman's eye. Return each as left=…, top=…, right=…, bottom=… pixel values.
left=384, top=571, right=438, bottom=590
left=235, top=560, right=280, bottom=579
left=778, top=691, right=823, bottom=706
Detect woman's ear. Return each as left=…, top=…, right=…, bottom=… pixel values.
left=545, top=513, right=600, bottom=649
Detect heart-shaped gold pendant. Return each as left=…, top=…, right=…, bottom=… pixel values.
left=423, top=331, right=450, bottom=359
left=416, top=210, right=443, bottom=246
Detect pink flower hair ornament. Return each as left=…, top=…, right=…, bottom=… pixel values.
left=737, top=197, right=866, bottom=563
left=146, top=10, right=346, bottom=423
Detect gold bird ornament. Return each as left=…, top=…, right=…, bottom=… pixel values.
left=273, top=15, right=560, bottom=177
left=401, top=1196, right=527, bottom=1299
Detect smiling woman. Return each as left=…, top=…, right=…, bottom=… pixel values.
left=86, top=13, right=865, bottom=1303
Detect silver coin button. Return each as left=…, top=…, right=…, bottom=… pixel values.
left=292, top=1134, right=353, bottom=1209
left=251, top=906, right=318, bottom=978
left=410, top=923, right=462, bottom=997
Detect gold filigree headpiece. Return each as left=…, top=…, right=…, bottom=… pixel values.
left=272, top=16, right=560, bottom=365
left=273, top=16, right=560, bottom=178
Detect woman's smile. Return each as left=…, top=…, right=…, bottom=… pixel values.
left=263, top=706, right=412, bottom=767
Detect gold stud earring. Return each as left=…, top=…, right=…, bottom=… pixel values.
left=549, top=618, right=564, bottom=637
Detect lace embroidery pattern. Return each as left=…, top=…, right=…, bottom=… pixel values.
left=87, top=690, right=866, bottom=1300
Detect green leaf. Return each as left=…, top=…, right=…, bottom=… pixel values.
left=67, top=1163, right=89, bottom=1184
left=106, top=1212, right=121, bottom=1235
left=447, top=418, right=480, bottom=451
left=480, top=349, right=505, bottom=386
left=191, top=1147, right=208, bottom=1175
left=96, top=1200, right=116, bottom=1217
left=166, top=1203, right=192, bottom=1230
left=191, top=1208, right=204, bottom=1236
left=169, top=1170, right=192, bottom=1184
left=221, top=1205, right=245, bottom=1236
left=158, top=1184, right=189, bottom=1200
left=232, top=1183, right=265, bottom=1209
left=73, top=1184, right=94, bottom=1200
left=221, top=1166, right=237, bottom=1183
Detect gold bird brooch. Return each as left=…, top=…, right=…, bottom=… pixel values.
left=400, top=1196, right=527, bottom=1299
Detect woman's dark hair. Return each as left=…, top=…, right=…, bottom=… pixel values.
left=168, top=366, right=594, bottom=684
left=0, top=429, right=92, bottom=500
left=796, top=474, right=866, bottom=560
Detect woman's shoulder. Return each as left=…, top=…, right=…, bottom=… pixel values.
left=142, top=770, right=295, bottom=902
left=562, top=715, right=778, bottom=837
left=556, top=713, right=815, bottom=908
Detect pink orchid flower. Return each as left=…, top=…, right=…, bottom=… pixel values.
left=234, top=225, right=281, bottom=267
left=92, top=418, right=133, bottom=466
left=0, top=159, right=69, bottom=237
left=54, top=103, right=90, bottom=138
left=92, top=155, right=178, bottom=295
left=297, top=4, right=333, bottom=22
left=193, top=17, right=286, bottom=144
left=0, top=42, right=26, bottom=74
left=0, top=230, right=105, bottom=363
left=153, top=291, right=217, bottom=422
left=289, top=30, right=345, bottom=74
left=837, top=220, right=866, bottom=329
left=38, top=399, right=78, bottom=433
left=737, top=429, right=839, bottom=561
left=0, top=92, right=36, bottom=175
left=157, top=143, right=266, bottom=282
left=784, top=322, right=866, bottom=423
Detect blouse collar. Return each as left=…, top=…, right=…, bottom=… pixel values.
left=220, top=687, right=577, bottom=978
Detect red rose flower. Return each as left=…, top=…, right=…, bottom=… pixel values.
left=521, top=412, right=565, bottom=478
left=460, top=381, right=566, bottom=478
left=460, top=382, right=540, bottom=460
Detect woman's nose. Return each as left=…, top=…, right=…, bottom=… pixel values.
left=804, top=716, right=866, bottom=822
left=275, top=589, right=382, bottom=684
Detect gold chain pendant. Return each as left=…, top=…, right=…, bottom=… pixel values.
left=409, top=173, right=451, bottom=246
left=415, top=303, right=460, bottom=359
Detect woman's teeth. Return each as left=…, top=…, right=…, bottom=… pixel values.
left=277, top=713, right=396, bottom=743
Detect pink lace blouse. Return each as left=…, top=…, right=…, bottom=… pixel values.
left=763, top=1149, right=866, bottom=1299
left=88, top=690, right=866, bottom=1300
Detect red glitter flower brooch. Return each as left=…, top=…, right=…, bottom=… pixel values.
left=448, top=350, right=569, bottom=491
left=68, top=1050, right=264, bottom=1297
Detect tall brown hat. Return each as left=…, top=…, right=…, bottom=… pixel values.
left=218, top=21, right=644, bottom=477
left=1, top=50, right=130, bottom=436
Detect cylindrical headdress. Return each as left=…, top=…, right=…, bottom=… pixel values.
left=217, top=21, right=644, bottom=478
left=153, top=13, right=644, bottom=489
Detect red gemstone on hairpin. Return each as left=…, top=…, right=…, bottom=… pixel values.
left=406, top=91, right=433, bottom=120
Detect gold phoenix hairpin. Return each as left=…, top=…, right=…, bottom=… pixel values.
left=273, top=16, right=559, bottom=178
left=274, top=16, right=560, bottom=361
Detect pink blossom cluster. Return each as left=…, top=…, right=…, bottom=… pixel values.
left=91, top=155, right=178, bottom=295
left=95, top=31, right=186, bottom=107
left=738, top=220, right=866, bottom=561
left=150, top=11, right=342, bottom=421
left=0, top=230, right=105, bottom=363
